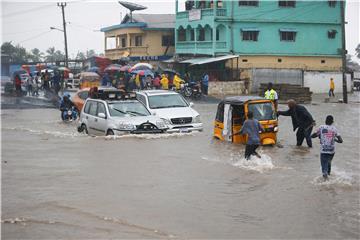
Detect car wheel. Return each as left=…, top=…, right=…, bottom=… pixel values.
left=106, top=129, right=114, bottom=136
left=79, top=124, right=88, bottom=134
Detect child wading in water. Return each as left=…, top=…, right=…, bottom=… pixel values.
left=236, top=111, right=264, bottom=160
left=311, top=115, right=343, bottom=180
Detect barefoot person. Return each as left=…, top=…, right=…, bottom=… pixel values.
left=311, top=115, right=343, bottom=180
left=278, top=99, right=315, bottom=148
left=236, top=111, right=264, bottom=160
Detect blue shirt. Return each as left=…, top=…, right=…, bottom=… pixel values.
left=240, top=119, right=263, bottom=145
left=202, top=74, right=209, bottom=86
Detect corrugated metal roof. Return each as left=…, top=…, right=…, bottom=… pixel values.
left=241, top=28, right=259, bottom=32
left=279, top=28, right=298, bottom=32
left=101, top=14, right=175, bottom=32
left=181, top=55, right=239, bottom=65
left=122, top=13, right=175, bottom=29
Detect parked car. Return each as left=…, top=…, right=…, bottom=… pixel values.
left=77, top=98, right=168, bottom=136
left=136, top=90, right=203, bottom=133
left=72, top=86, right=122, bottom=112
left=66, top=78, right=80, bottom=89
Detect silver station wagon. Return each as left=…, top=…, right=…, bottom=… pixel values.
left=77, top=98, right=168, bottom=136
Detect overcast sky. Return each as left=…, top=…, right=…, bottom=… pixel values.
left=1, top=0, right=359, bottom=62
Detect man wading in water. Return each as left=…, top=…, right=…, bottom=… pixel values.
left=278, top=99, right=315, bottom=148
left=311, top=115, right=343, bottom=180
left=235, top=111, right=264, bottom=160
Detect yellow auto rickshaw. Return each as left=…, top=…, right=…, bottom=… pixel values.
left=214, top=96, right=278, bottom=145
left=79, top=72, right=101, bottom=89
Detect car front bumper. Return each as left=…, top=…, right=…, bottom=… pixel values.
left=166, top=123, right=203, bottom=133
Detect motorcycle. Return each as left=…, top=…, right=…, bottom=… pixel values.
left=180, top=83, right=193, bottom=98
left=61, top=106, right=78, bottom=122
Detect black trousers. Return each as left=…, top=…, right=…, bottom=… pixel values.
left=296, top=127, right=313, bottom=147
left=245, top=144, right=259, bottom=160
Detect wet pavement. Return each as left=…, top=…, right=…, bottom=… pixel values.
left=2, top=93, right=360, bottom=239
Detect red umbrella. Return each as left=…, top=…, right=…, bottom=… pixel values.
left=120, top=65, right=131, bottom=72
left=104, top=64, right=122, bottom=72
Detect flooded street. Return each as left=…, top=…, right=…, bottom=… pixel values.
left=2, top=94, right=360, bottom=239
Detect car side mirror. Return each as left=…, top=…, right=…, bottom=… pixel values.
left=189, top=102, right=194, bottom=107
left=98, top=112, right=106, bottom=119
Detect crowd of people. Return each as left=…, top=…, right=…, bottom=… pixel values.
left=14, top=70, right=67, bottom=97
left=99, top=70, right=209, bottom=94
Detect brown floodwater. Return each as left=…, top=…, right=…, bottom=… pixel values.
left=2, top=93, right=360, bottom=239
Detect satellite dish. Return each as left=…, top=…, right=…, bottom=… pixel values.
left=118, top=1, right=147, bottom=22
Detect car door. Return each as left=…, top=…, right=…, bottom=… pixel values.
left=86, top=101, right=98, bottom=135
left=93, top=102, right=108, bottom=135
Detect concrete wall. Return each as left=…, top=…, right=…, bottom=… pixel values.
left=209, top=81, right=245, bottom=96
left=304, top=71, right=352, bottom=93
left=226, top=56, right=342, bottom=71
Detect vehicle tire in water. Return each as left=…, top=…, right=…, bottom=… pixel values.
left=78, top=124, right=88, bottom=134
left=106, top=129, right=114, bottom=136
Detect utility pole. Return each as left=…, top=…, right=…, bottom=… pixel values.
left=340, top=0, right=348, bottom=103
left=57, top=2, right=69, bottom=68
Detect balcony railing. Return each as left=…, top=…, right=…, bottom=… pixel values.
left=177, top=41, right=228, bottom=53
left=177, top=8, right=227, bottom=20
left=216, top=8, right=227, bottom=16
left=105, top=46, right=148, bottom=59
left=216, top=41, right=227, bottom=49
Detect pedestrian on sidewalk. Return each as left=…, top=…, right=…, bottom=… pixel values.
left=278, top=99, right=316, bottom=148
left=329, top=78, right=335, bottom=97
left=234, top=111, right=264, bottom=160
left=27, top=73, right=33, bottom=96
left=32, top=72, right=40, bottom=96
left=311, top=115, right=343, bottom=180
left=202, top=73, right=209, bottom=95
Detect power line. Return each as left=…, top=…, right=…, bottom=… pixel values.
left=1, top=3, right=54, bottom=18
left=18, top=30, right=53, bottom=43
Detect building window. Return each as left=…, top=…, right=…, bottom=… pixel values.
left=134, top=36, right=142, bottom=46
left=278, top=58, right=282, bottom=63
left=242, top=59, right=248, bottom=62
left=198, top=28, right=205, bottom=41
left=321, top=60, right=326, bottom=64
left=239, top=0, right=259, bottom=6
left=162, top=35, right=175, bottom=46
left=190, top=29, right=195, bottom=41
left=279, top=1, right=296, bottom=7
left=328, top=30, right=337, bottom=39
left=217, top=0, right=223, bottom=8
left=216, top=29, right=219, bottom=41
left=328, top=0, right=336, bottom=7
left=280, top=31, right=296, bottom=41
left=178, top=28, right=186, bottom=41
left=121, top=38, right=126, bottom=48
left=242, top=31, right=259, bottom=41
left=106, top=36, right=116, bottom=50
left=185, top=0, right=195, bottom=10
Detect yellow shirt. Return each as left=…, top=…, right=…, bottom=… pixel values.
left=135, top=74, right=140, bottom=88
left=330, top=80, right=335, bottom=90
left=161, top=77, right=169, bottom=90
left=173, top=75, right=184, bottom=90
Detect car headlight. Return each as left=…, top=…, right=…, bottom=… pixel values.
left=156, top=120, right=166, bottom=129
left=193, top=115, right=201, bottom=123
left=118, top=122, right=136, bottom=130
left=162, top=118, right=172, bottom=125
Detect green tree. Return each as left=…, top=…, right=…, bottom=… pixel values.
left=45, top=47, right=65, bottom=62
left=1, top=42, right=31, bottom=63
left=356, top=43, right=360, bottom=59
left=29, top=48, right=44, bottom=62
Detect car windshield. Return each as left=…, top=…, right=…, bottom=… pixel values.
left=148, top=94, right=188, bottom=109
left=247, top=102, right=276, bottom=121
left=108, top=102, right=150, bottom=117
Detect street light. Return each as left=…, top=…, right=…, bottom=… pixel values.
left=50, top=26, right=64, bottom=32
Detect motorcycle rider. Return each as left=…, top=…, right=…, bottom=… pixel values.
left=173, top=73, right=185, bottom=91
left=60, top=92, right=76, bottom=120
